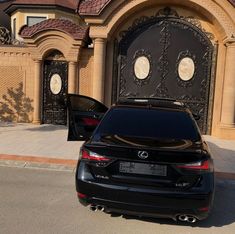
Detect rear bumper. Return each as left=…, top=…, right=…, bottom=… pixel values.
left=76, top=178, right=214, bottom=221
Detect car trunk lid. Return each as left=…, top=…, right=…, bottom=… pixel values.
left=82, top=138, right=209, bottom=190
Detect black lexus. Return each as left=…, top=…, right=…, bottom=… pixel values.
left=68, top=95, right=214, bottom=223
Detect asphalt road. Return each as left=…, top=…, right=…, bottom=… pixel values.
left=1, top=166, right=235, bottom=234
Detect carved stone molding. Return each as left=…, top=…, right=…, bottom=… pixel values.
left=199, top=0, right=235, bottom=37
left=223, top=37, right=235, bottom=46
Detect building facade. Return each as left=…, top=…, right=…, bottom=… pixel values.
left=0, top=0, right=235, bottom=139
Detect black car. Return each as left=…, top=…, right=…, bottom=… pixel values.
left=68, top=95, right=214, bottom=223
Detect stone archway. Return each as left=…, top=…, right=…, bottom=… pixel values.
left=20, top=19, right=89, bottom=124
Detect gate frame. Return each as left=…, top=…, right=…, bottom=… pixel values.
left=42, top=53, right=69, bottom=125
left=112, top=7, right=218, bottom=134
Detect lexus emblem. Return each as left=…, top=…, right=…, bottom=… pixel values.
left=138, top=151, right=149, bottom=159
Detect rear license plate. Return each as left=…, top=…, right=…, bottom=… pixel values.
left=119, top=162, right=167, bottom=176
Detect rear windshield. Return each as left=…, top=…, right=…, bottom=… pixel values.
left=93, top=107, right=200, bottom=141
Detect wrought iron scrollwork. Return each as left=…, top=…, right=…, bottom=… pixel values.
left=119, top=55, right=127, bottom=96
left=119, top=8, right=215, bottom=42
left=183, top=17, right=215, bottom=41
left=112, top=39, right=119, bottom=104
left=156, top=7, right=179, bottom=18
left=154, top=20, right=171, bottom=98
left=0, top=26, right=24, bottom=45
left=0, top=27, right=11, bottom=44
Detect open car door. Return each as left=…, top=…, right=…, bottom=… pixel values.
left=67, top=94, right=108, bottom=141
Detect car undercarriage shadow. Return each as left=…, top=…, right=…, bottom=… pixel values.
left=108, top=178, right=235, bottom=228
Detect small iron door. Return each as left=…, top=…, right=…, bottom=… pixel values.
left=43, top=60, right=68, bottom=125
left=116, top=15, right=214, bottom=133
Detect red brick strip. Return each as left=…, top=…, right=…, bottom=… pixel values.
left=215, top=172, right=235, bottom=180
left=1, top=154, right=235, bottom=179
left=0, top=154, right=77, bottom=166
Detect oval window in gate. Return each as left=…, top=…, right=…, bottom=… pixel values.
left=50, top=73, right=62, bottom=95
left=178, top=57, right=195, bottom=81
left=134, top=56, right=150, bottom=80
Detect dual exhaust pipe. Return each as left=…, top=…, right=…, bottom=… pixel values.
left=90, top=205, right=197, bottom=223
left=178, top=214, right=197, bottom=223
left=90, top=205, right=105, bottom=212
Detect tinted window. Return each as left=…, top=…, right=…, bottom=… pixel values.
left=69, top=95, right=108, bottom=112
left=27, top=16, right=47, bottom=26
left=93, top=107, right=200, bottom=141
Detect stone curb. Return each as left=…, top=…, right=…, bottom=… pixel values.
left=1, top=154, right=235, bottom=180
left=0, top=154, right=77, bottom=172
left=215, top=172, right=235, bottom=181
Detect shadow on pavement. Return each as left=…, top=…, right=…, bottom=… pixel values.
left=197, top=179, right=235, bottom=227
left=0, top=122, right=17, bottom=127
left=25, top=125, right=67, bottom=132
left=206, top=142, right=235, bottom=174
left=119, top=178, right=235, bottom=228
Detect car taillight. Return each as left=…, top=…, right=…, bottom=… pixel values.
left=82, top=117, right=100, bottom=126
left=81, top=149, right=110, bottom=162
left=176, top=160, right=210, bottom=170
left=77, top=192, right=87, bottom=199
left=198, top=206, right=209, bottom=212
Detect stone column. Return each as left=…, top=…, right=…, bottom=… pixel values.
left=68, top=61, right=78, bottom=94
left=221, top=39, right=235, bottom=127
left=33, top=60, right=42, bottom=124
left=92, top=38, right=107, bottom=102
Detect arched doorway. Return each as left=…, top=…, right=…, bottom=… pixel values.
left=42, top=50, right=68, bottom=125
left=114, top=8, right=215, bottom=134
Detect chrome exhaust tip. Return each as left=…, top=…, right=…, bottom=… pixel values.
left=97, top=205, right=105, bottom=212
left=178, top=215, right=197, bottom=223
left=187, top=216, right=197, bottom=223
left=90, top=205, right=98, bottom=212
left=178, top=215, right=188, bottom=222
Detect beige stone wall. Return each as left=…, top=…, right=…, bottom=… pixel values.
left=0, top=46, right=34, bottom=122
left=78, top=48, right=94, bottom=97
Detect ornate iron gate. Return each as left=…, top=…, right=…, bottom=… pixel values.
left=43, top=60, right=68, bottom=125
left=115, top=8, right=215, bottom=134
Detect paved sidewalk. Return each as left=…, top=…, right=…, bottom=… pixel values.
left=0, top=123, right=235, bottom=174
left=0, top=122, right=82, bottom=160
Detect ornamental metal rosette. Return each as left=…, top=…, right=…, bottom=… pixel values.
left=0, top=27, right=11, bottom=44
left=0, top=26, right=24, bottom=45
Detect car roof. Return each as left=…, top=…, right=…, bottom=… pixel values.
left=115, top=98, right=189, bottom=112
